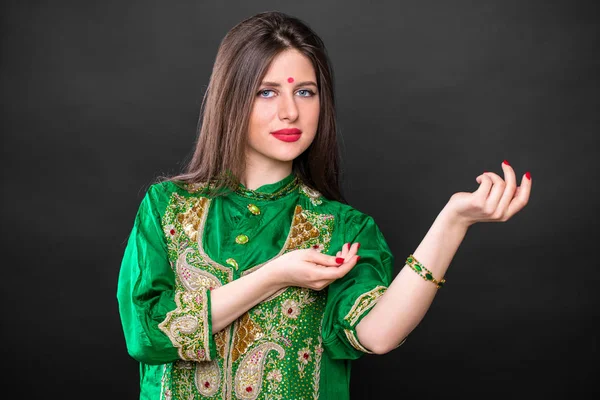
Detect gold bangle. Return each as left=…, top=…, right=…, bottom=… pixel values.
left=406, top=254, right=445, bottom=289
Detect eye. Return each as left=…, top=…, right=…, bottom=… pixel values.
left=296, top=89, right=315, bottom=97
left=258, top=89, right=276, bottom=98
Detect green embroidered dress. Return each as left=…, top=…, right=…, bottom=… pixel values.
left=117, top=173, right=401, bottom=400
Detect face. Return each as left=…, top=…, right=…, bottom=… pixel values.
left=247, top=48, right=320, bottom=167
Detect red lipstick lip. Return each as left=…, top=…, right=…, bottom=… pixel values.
left=271, top=128, right=302, bottom=135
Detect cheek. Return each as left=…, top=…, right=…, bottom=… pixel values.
left=303, top=104, right=320, bottom=143
left=301, top=101, right=320, bottom=124
left=249, top=102, right=276, bottom=129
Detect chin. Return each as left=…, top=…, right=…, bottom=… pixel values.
left=269, top=145, right=310, bottom=162
left=269, top=153, right=302, bottom=163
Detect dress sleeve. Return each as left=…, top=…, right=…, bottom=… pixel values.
left=321, top=209, right=405, bottom=360
left=117, top=183, right=217, bottom=364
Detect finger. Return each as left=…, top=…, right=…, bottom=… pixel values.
left=336, top=251, right=342, bottom=258
left=495, top=160, right=517, bottom=219
left=506, top=171, right=532, bottom=217
left=341, top=242, right=350, bottom=258
left=344, top=242, right=359, bottom=261
left=320, top=255, right=360, bottom=280
left=309, top=251, right=346, bottom=267
left=474, top=173, right=493, bottom=200
left=483, top=170, right=506, bottom=214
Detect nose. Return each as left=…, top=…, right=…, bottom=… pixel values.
left=278, top=93, right=299, bottom=122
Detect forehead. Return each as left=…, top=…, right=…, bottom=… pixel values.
left=263, top=49, right=316, bottom=80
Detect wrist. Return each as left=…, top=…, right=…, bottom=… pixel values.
left=439, top=201, right=472, bottom=231
left=259, top=261, right=287, bottom=292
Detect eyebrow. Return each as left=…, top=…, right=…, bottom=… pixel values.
left=260, top=81, right=318, bottom=88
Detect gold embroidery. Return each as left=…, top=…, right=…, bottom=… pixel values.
left=171, top=361, right=195, bottom=399
left=176, top=197, right=209, bottom=242
left=160, top=364, right=172, bottom=400
left=312, top=335, right=323, bottom=399
left=161, top=192, right=335, bottom=398
left=342, top=329, right=407, bottom=353
left=184, top=181, right=208, bottom=193
left=343, top=329, right=374, bottom=354
left=265, top=365, right=283, bottom=391
left=158, top=290, right=212, bottom=362
left=299, top=183, right=323, bottom=206
left=344, top=286, right=387, bottom=326
left=162, top=193, right=236, bottom=398
left=285, top=206, right=334, bottom=253
left=244, top=205, right=334, bottom=303
left=194, top=359, right=221, bottom=396
left=254, top=288, right=317, bottom=341
left=232, top=313, right=264, bottom=363
left=215, top=330, right=227, bottom=359
left=177, top=248, right=221, bottom=292
left=297, top=337, right=313, bottom=378
left=281, top=299, right=301, bottom=319
left=234, top=342, right=285, bottom=399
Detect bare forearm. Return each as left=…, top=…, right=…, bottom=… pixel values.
left=210, top=265, right=283, bottom=333
left=356, top=202, right=470, bottom=354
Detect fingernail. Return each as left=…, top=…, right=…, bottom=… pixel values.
left=335, top=257, right=344, bottom=264
left=525, top=171, right=531, bottom=180
left=312, top=244, right=319, bottom=249
left=483, top=170, right=488, bottom=173
left=346, top=243, right=351, bottom=251
left=356, top=256, right=361, bottom=262
left=503, top=160, right=510, bottom=166
left=357, top=243, right=361, bottom=250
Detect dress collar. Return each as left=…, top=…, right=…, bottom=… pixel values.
left=234, top=173, right=299, bottom=201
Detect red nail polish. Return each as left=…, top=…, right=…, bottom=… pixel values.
left=357, top=243, right=361, bottom=250
left=356, top=256, right=361, bottom=262
left=525, top=171, right=531, bottom=180
left=335, top=257, right=344, bottom=264
left=483, top=170, right=488, bottom=173
left=503, top=160, right=510, bottom=166
left=312, top=244, right=319, bottom=249
left=347, top=243, right=351, bottom=251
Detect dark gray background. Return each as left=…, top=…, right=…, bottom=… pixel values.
left=1, top=0, right=598, bottom=398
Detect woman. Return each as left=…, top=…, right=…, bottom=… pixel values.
left=117, top=11, right=532, bottom=400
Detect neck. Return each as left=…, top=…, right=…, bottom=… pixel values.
left=242, top=156, right=293, bottom=191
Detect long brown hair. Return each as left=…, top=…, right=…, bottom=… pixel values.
left=170, top=11, right=345, bottom=202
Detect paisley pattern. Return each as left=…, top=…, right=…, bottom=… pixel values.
left=158, top=288, right=212, bottom=362
left=117, top=174, right=398, bottom=400
left=156, top=189, right=334, bottom=399
left=150, top=182, right=383, bottom=399
left=177, top=248, right=222, bottom=292
left=234, top=342, right=285, bottom=399
left=194, top=359, right=221, bottom=396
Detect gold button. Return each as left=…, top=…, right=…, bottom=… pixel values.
left=226, top=258, right=239, bottom=269
left=235, top=234, right=249, bottom=245
left=247, top=204, right=260, bottom=215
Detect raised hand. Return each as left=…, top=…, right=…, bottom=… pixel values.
left=267, top=243, right=360, bottom=291
left=447, top=160, right=532, bottom=227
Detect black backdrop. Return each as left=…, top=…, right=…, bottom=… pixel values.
left=1, top=0, right=598, bottom=398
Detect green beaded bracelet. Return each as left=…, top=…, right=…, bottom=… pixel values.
left=406, top=254, right=446, bottom=289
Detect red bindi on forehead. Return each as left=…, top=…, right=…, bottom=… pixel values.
left=287, top=77, right=294, bottom=83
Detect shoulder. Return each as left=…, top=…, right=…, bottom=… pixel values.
left=298, top=183, right=374, bottom=225
left=146, top=179, right=212, bottom=199
left=142, top=180, right=211, bottom=215
left=146, top=180, right=182, bottom=200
